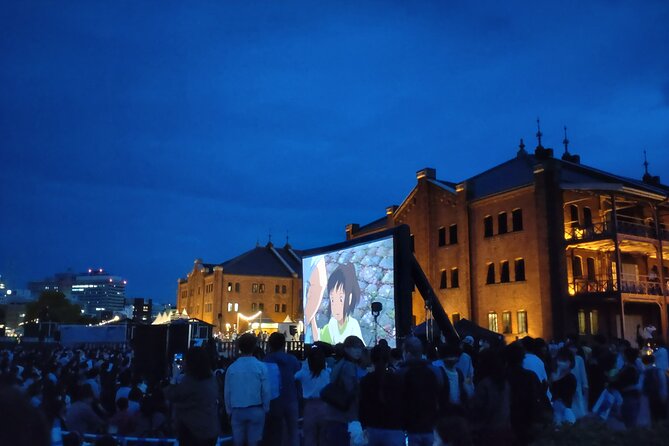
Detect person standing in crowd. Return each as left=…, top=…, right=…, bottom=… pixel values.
left=165, top=347, right=219, bottom=446
left=433, top=343, right=468, bottom=417
left=521, top=337, right=551, bottom=402
left=468, top=349, right=512, bottom=445
left=566, top=336, right=589, bottom=419
left=457, top=337, right=476, bottom=398
left=612, top=347, right=643, bottom=428
left=505, top=341, right=545, bottom=445
left=641, top=353, right=668, bottom=423
left=359, top=344, right=404, bottom=446
left=398, top=336, right=440, bottom=446
left=295, top=345, right=331, bottom=446
left=224, top=333, right=271, bottom=446
left=322, top=335, right=365, bottom=446
left=65, top=383, right=106, bottom=436
left=550, top=348, right=577, bottom=425
left=262, top=332, right=301, bottom=446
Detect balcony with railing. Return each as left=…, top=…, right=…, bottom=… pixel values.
left=565, top=218, right=666, bottom=244
left=570, top=273, right=668, bottom=298
left=620, top=274, right=667, bottom=297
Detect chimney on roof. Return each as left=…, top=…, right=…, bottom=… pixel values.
left=194, top=258, right=203, bottom=265
left=386, top=205, right=398, bottom=215
left=416, top=168, right=436, bottom=180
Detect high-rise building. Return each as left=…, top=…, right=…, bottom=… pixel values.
left=348, top=139, right=669, bottom=344
left=71, top=269, right=127, bottom=315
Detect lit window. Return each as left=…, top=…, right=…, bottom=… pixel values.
left=502, top=311, right=512, bottom=334
left=234, top=303, right=239, bottom=312
left=259, top=283, right=265, bottom=293
left=252, top=283, right=259, bottom=293
left=227, top=282, right=232, bottom=292
left=488, top=312, right=498, bottom=332
left=274, top=304, right=280, bottom=312
left=589, top=310, right=599, bottom=334
left=577, top=310, right=586, bottom=335
left=517, top=310, right=527, bottom=333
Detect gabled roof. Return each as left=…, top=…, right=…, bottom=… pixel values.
left=220, top=243, right=302, bottom=278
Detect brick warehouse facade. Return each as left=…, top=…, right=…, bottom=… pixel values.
left=176, top=242, right=302, bottom=334
left=348, top=142, right=669, bottom=343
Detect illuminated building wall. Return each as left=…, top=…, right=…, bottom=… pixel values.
left=176, top=242, right=302, bottom=334
left=348, top=145, right=669, bottom=342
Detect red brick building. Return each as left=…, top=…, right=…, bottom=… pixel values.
left=348, top=142, right=669, bottom=343
left=176, top=242, right=302, bottom=334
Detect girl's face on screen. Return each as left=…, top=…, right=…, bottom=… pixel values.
left=330, top=283, right=345, bottom=324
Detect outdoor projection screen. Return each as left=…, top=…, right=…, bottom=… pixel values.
left=302, top=234, right=400, bottom=347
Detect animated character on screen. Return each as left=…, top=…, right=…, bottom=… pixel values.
left=319, top=263, right=364, bottom=345
left=305, top=257, right=327, bottom=342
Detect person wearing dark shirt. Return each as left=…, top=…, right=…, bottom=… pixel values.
left=505, top=341, right=545, bottom=446
left=359, top=345, right=404, bottom=446
left=165, top=347, right=219, bottom=446
left=262, top=332, right=301, bottom=446
left=398, top=337, right=440, bottom=446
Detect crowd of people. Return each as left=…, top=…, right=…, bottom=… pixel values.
left=0, top=329, right=668, bottom=446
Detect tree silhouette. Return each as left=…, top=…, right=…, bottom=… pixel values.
left=25, top=291, right=83, bottom=324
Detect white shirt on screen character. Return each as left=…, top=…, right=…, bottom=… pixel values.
left=323, top=316, right=364, bottom=345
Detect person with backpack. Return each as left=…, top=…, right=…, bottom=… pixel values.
left=398, top=337, right=441, bottom=446
left=321, top=336, right=365, bottom=446
left=433, top=344, right=468, bottom=417
left=641, top=354, right=667, bottom=423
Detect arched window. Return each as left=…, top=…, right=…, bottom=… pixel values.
left=572, top=256, right=583, bottom=279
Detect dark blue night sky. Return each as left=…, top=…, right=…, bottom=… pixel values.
left=1, top=1, right=668, bottom=303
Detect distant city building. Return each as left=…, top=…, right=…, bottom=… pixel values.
left=176, top=242, right=302, bottom=334
left=28, top=270, right=78, bottom=300
left=70, top=269, right=127, bottom=315
left=348, top=139, right=669, bottom=344
left=129, top=297, right=153, bottom=323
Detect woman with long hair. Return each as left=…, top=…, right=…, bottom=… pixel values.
left=165, top=347, right=219, bottom=446
left=295, top=345, right=331, bottom=445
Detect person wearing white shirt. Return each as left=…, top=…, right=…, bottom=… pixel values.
left=225, top=333, right=270, bottom=446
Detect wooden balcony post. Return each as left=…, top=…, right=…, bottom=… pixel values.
left=611, top=194, right=626, bottom=339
